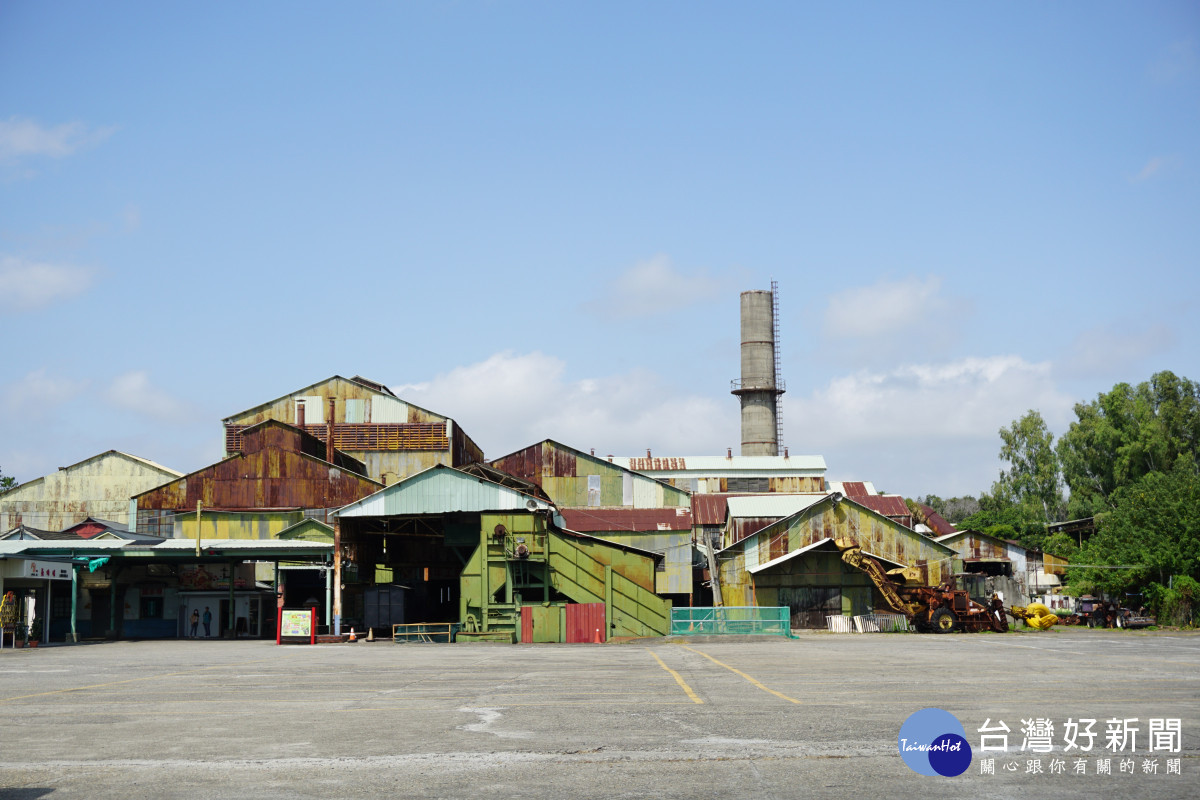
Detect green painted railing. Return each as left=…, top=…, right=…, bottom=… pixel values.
left=670, top=607, right=792, bottom=637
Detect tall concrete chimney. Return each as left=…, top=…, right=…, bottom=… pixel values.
left=731, top=286, right=784, bottom=456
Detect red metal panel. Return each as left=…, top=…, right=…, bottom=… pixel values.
left=520, top=607, right=533, bottom=644
left=565, top=602, right=605, bottom=643
left=690, top=494, right=732, bottom=526
left=841, top=482, right=869, bottom=497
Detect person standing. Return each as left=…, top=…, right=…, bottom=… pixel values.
left=202, top=606, right=212, bottom=637
left=190, top=609, right=199, bottom=638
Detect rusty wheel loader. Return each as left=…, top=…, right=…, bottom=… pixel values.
left=833, top=539, right=1009, bottom=633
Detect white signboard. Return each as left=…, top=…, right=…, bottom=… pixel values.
left=23, top=561, right=71, bottom=581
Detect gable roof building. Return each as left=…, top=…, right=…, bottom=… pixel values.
left=221, top=375, right=483, bottom=486
left=133, top=419, right=382, bottom=539
left=0, top=451, right=182, bottom=532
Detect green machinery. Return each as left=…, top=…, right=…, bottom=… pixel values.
left=457, top=512, right=671, bottom=642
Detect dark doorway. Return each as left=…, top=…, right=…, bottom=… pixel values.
left=779, top=586, right=840, bottom=629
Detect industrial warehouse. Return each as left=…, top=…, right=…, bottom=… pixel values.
left=1, top=287, right=1068, bottom=647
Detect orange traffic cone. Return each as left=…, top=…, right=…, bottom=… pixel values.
left=593, top=627, right=602, bottom=644
left=348, top=627, right=357, bottom=642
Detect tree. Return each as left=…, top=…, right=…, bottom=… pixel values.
left=991, top=410, right=1064, bottom=524
left=913, top=494, right=980, bottom=525
left=1070, top=457, right=1200, bottom=596
left=0, top=467, right=16, bottom=493
left=1057, top=371, right=1200, bottom=517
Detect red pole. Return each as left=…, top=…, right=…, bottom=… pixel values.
left=310, top=607, right=316, bottom=645
left=276, top=606, right=282, bottom=645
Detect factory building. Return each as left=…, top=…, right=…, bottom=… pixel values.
left=609, top=453, right=826, bottom=494
left=716, top=493, right=959, bottom=628
left=132, top=419, right=382, bottom=540
left=0, top=451, right=182, bottom=533
left=333, top=463, right=672, bottom=642
left=222, top=375, right=483, bottom=486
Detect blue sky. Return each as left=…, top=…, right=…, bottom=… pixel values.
left=2, top=2, right=1197, bottom=498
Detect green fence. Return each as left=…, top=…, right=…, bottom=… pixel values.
left=670, top=607, right=793, bottom=637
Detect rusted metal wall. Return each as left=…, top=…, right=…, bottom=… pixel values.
left=0, top=451, right=180, bottom=531
left=224, top=376, right=447, bottom=429
left=557, top=507, right=695, bottom=595
left=225, top=423, right=448, bottom=457
left=490, top=441, right=689, bottom=509
left=848, top=495, right=913, bottom=528
left=565, top=602, right=606, bottom=643
left=660, top=475, right=823, bottom=493
left=718, top=499, right=959, bottom=607
left=222, top=376, right=478, bottom=483
left=134, top=428, right=381, bottom=515
left=729, top=516, right=782, bottom=544
left=452, top=424, right=484, bottom=466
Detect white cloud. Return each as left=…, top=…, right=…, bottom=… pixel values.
left=2, top=369, right=89, bottom=418
left=824, top=275, right=948, bottom=340
left=0, top=255, right=96, bottom=312
left=788, top=356, right=1075, bottom=496
left=795, top=356, right=1072, bottom=442
left=1059, top=323, right=1175, bottom=379
left=0, top=116, right=115, bottom=161
left=105, top=372, right=192, bottom=423
left=393, top=351, right=738, bottom=459
left=583, top=255, right=730, bottom=318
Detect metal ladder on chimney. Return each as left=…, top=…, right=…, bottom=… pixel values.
left=771, top=279, right=784, bottom=453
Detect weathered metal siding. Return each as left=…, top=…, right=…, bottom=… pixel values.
left=0, top=452, right=181, bottom=532
left=175, top=510, right=301, bottom=540
left=729, top=516, right=781, bottom=545
left=565, top=602, right=606, bottom=643
left=134, top=447, right=381, bottom=514
left=939, top=532, right=1029, bottom=572
left=451, top=424, right=484, bottom=467
left=364, top=452, right=452, bottom=486
left=225, top=423, right=449, bottom=459
left=223, top=377, right=470, bottom=483
left=224, top=377, right=448, bottom=430
left=489, top=441, right=689, bottom=509
left=718, top=500, right=959, bottom=609
left=337, top=466, right=554, bottom=519
left=590, top=531, right=693, bottom=594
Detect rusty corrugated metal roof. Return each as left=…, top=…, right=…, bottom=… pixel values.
left=691, top=494, right=731, bottom=526
left=914, top=502, right=956, bottom=535
left=849, top=494, right=910, bottom=517
left=558, top=507, right=693, bottom=533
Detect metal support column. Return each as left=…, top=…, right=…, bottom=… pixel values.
left=70, top=563, right=79, bottom=643
left=332, top=518, right=342, bottom=636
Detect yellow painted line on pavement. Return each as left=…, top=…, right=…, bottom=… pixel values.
left=675, top=644, right=800, bottom=704
left=647, top=649, right=704, bottom=704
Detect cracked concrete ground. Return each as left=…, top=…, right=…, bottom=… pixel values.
left=0, top=628, right=1196, bottom=799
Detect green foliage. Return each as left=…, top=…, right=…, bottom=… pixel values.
left=1143, top=576, right=1198, bottom=628
left=1057, top=371, right=1200, bottom=515
left=1067, top=459, right=1200, bottom=596
left=959, top=500, right=1049, bottom=552
left=913, top=494, right=980, bottom=525
left=991, top=410, right=1064, bottom=523
left=0, top=467, right=16, bottom=493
